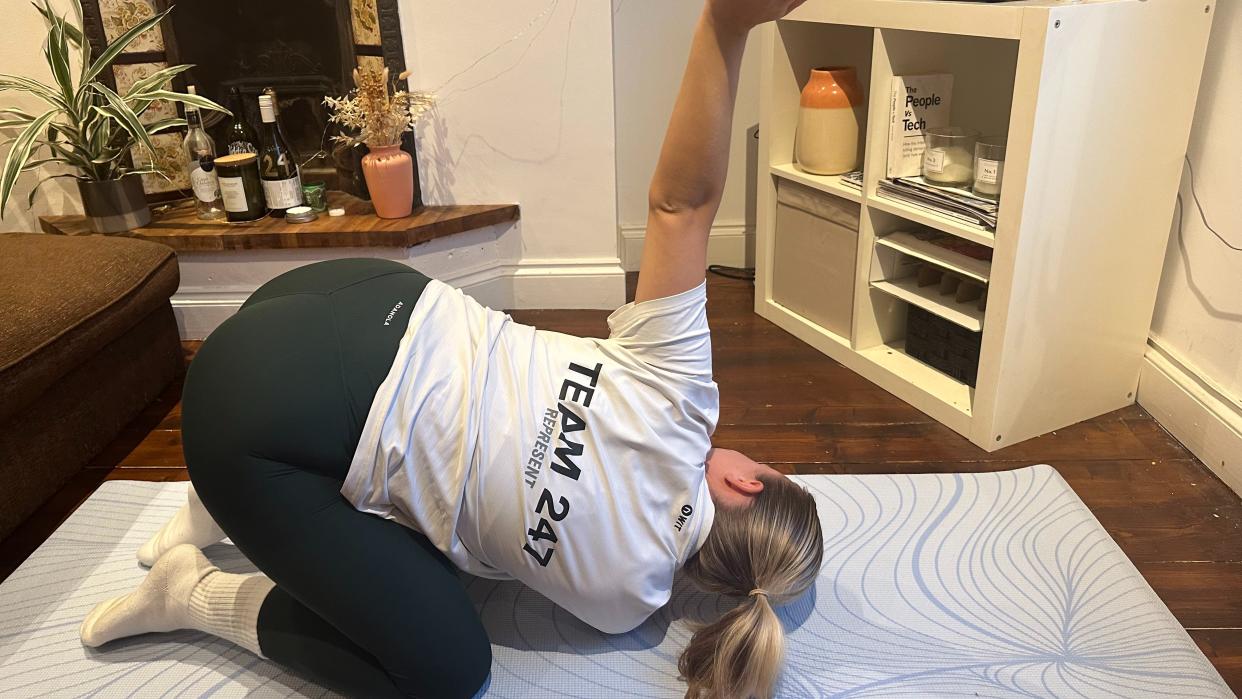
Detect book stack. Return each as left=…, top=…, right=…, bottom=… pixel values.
left=842, top=170, right=863, bottom=191
left=877, top=176, right=999, bottom=230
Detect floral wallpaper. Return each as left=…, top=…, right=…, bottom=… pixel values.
left=351, top=0, right=382, bottom=45
left=131, top=133, right=188, bottom=194
left=100, top=0, right=164, bottom=53
left=111, top=63, right=177, bottom=125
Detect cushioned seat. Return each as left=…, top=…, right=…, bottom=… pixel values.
left=0, top=233, right=182, bottom=541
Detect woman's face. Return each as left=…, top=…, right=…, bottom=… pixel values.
left=704, top=448, right=785, bottom=509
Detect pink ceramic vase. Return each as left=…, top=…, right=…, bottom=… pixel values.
left=362, top=144, right=414, bottom=219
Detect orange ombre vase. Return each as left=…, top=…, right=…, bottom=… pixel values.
left=795, top=66, right=864, bottom=176
left=362, top=144, right=415, bottom=219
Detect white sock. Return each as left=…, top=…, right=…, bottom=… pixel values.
left=138, top=485, right=227, bottom=567
left=81, top=544, right=275, bottom=657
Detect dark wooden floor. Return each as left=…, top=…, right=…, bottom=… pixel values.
left=2, top=273, right=1239, bottom=691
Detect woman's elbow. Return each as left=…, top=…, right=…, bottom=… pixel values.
left=647, top=187, right=720, bottom=218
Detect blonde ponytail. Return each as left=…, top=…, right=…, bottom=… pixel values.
left=679, top=475, right=823, bottom=699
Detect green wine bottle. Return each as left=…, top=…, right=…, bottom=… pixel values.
left=257, top=92, right=303, bottom=216
left=224, top=87, right=259, bottom=156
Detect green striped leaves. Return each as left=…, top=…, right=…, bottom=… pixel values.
left=0, top=1, right=226, bottom=214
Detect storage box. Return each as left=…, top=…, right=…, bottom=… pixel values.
left=905, top=305, right=981, bottom=386
left=772, top=179, right=860, bottom=339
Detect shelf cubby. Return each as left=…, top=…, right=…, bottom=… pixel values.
left=874, top=231, right=991, bottom=283
left=865, top=194, right=995, bottom=247
left=766, top=21, right=874, bottom=191
left=755, top=0, right=1214, bottom=450
left=770, top=163, right=862, bottom=204
left=871, top=278, right=984, bottom=332
left=859, top=340, right=974, bottom=417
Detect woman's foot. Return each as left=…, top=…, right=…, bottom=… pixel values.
left=81, top=544, right=216, bottom=648
left=138, top=485, right=226, bottom=567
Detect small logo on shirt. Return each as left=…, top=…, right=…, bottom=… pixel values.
left=384, top=301, right=404, bottom=326
left=674, top=504, right=693, bottom=532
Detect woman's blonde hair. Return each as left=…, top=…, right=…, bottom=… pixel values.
left=679, top=475, right=823, bottom=699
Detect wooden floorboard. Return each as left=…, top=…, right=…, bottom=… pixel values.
left=1, top=273, right=1239, bottom=691
left=1194, top=629, right=1242, bottom=692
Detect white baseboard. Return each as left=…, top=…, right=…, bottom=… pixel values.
left=619, top=222, right=754, bottom=272
left=173, top=257, right=626, bottom=339
left=172, top=293, right=251, bottom=340
left=1138, top=340, right=1242, bottom=496
left=506, top=258, right=627, bottom=309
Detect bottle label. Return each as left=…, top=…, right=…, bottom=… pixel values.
left=262, top=175, right=303, bottom=209
left=924, top=148, right=945, bottom=174
left=219, top=176, right=250, bottom=213
left=227, top=140, right=257, bottom=155
left=976, top=158, right=1003, bottom=185
left=190, top=167, right=220, bottom=203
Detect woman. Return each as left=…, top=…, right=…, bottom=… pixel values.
left=80, top=1, right=821, bottom=697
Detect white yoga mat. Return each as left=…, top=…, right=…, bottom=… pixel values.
left=0, top=466, right=1231, bottom=698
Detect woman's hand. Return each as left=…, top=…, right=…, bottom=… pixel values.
left=706, top=0, right=808, bottom=34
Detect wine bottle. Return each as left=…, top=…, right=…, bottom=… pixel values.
left=257, top=92, right=303, bottom=216
left=183, top=85, right=225, bottom=221
left=224, top=87, right=259, bottom=155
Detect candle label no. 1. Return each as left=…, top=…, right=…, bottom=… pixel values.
left=977, top=158, right=1003, bottom=185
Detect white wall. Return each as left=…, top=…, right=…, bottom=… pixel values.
left=612, top=0, right=761, bottom=270
left=1139, top=1, right=1242, bottom=494
left=0, top=0, right=83, bottom=232
left=2, top=0, right=625, bottom=328
left=402, top=0, right=622, bottom=278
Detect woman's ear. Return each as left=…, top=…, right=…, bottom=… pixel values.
left=725, top=475, right=765, bottom=496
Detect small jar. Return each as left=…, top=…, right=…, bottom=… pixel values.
left=973, top=136, right=1007, bottom=200
left=922, top=127, right=980, bottom=187
left=215, top=153, right=267, bottom=222
left=302, top=181, right=328, bottom=213
left=285, top=205, right=319, bottom=224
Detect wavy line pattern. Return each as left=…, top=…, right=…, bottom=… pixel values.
left=0, top=466, right=1231, bottom=698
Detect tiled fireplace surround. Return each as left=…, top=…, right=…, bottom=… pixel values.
left=87, top=0, right=401, bottom=198
left=74, top=0, right=628, bottom=337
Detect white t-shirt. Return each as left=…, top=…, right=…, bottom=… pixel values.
left=342, top=279, right=719, bottom=633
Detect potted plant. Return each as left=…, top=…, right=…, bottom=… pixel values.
left=0, top=0, right=227, bottom=232
left=325, top=65, right=433, bottom=219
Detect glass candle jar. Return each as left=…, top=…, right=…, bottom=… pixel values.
left=922, top=127, right=980, bottom=187
left=215, top=153, right=266, bottom=222
left=302, top=182, right=328, bottom=213
left=973, top=136, right=1007, bottom=200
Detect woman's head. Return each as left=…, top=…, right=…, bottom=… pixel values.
left=680, top=449, right=823, bottom=698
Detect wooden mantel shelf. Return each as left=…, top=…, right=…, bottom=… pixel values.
left=40, top=193, right=520, bottom=252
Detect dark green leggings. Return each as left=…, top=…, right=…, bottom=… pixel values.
left=182, top=259, right=492, bottom=699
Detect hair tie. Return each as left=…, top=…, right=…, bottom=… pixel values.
left=748, top=588, right=768, bottom=599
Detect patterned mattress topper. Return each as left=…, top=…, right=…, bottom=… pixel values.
left=0, top=466, right=1232, bottom=698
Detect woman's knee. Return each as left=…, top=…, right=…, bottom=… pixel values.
left=387, top=627, right=492, bottom=699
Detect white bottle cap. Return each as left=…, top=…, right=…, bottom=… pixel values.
left=258, top=94, right=276, bottom=123
left=328, top=207, right=346, bottom=217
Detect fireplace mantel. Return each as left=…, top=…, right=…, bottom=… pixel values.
left=40, top=194, right=519, bottom=253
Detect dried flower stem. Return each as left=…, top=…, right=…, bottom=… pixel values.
left=324, top=65, right=435, bottom=150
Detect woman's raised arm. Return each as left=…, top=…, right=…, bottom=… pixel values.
left=634, top=0, right=806, bottom=304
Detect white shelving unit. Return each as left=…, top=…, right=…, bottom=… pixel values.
left=755, top=0, right=1215, bottom=450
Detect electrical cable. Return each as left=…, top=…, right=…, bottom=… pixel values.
left=707, top=264, right=755, bottom=282
left=1182, top=153, right=1241, bottom=252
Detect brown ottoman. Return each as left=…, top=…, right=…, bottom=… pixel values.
left=0, top=233, right=182, bottom=541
